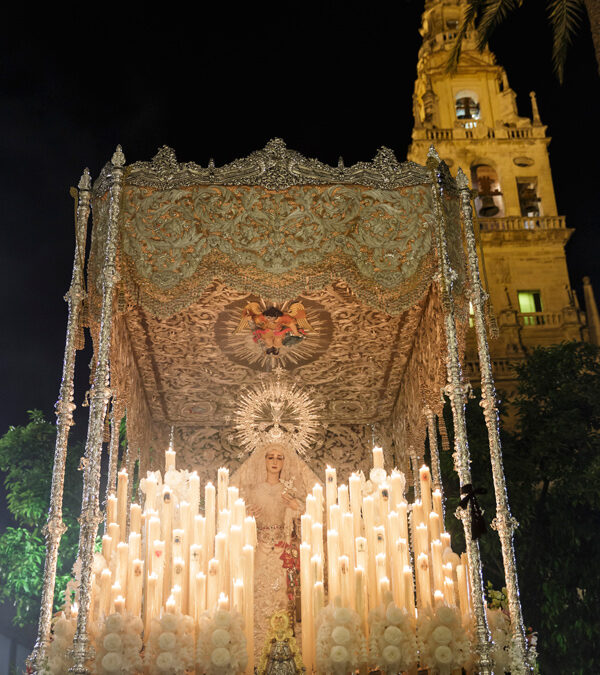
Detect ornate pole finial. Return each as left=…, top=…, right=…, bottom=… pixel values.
left=169, top=425, right=175, bottom=451
left=112, top=144, right=126, bottom=167
left=78, top=168, right=92, bottom=191
left=456, top=167, right=470, bottom=190
left=426, top=144, right=441, bottom=167
left=338, top=156, right=345, bottom=171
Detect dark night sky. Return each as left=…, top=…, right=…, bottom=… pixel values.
left=0, top=3, right=599, bottom=438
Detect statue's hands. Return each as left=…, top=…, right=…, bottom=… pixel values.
left=282, top=492, right=301, bottom=512
left=248, top=504, right=263, bottom=519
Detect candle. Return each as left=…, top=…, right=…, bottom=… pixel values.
left=432, top=489, right=444, bottom=524
left=172, top=557, right=185, bottom=599
left=301, top=514, right=313, bottom=545
left=189, top=472, right=200, bottom=517
left=143, top=476, right=158, bottom=513
left=305, top=494, right=317, bottom=522
left=444, top=576, right=456, bottom=607
left=173, top=529, right=184, bottom=561
left=311, top=554, right=324, bottom=584
left=189, top=544, right=203, bottom=619
left=312, top=484, right=324, bottom=523
left=145, top=572, right=158, bottom=638
left=116, top=542, right=129, bottom=593
left=419, top=465, right=432, bottom=517
left=215, top=532, right=228, bottom=596
left=129, top=504, right=142, bottom=535
left=227, top=486, right=239, bottom=512
left=348, top=473, right=362, bottom=538
left=363, top=496, right=377, bottom=608
left=165, top=447, right=176, bottom=472
left=403, top=565, right=415, bottom=616
left=151, top=540, right=165, bottom=610
left=341, top=512, right=356, bottom=571
left=372, top=445, right=384, bottom=469
left=217, top=468, right=229, bottom=515
left=195, top=515, right=206, bottom=550
left=325, top=466, right=337, bottom=530
left=110, top=581, right=121, bottom=612
left=165, top=594, right=176, bottom=613
left=242, top=544, right=255, bottom=674
left=355, top=537, right=367, bottom=571
left=416, top=553, right=432, bottom=608
left=397, top=537, right=409, bottom=570
left=127, top=559, right=143, bottom=616
left=218, top=592, right=229, bottom=610
left=339, top=555, right=352, bottom=609
left=230, top=525, right=243, bottom=580
left=117, top=470, right=128, bottom=541
left=391, top=539, right=406, bottom=608
left=337, top=485, right=349, bottom=514
left=161, top=485, right=174, bottom=598
left=207, top=559, right=219, bottom=611
left=204, top=482, right=216, bottom=565
left=329, top=504, right=341, bottom=534
left=102, top=534, right=113, bottom=567
left=300, top=543, right=313, bottom=674
left=429, top=511, right=441, bottom=542
left=218, top=509, right=230, bottom=534
left=431, top=539, right=445, bottom=593
left=397, top=501, right=409, bottom=541
left=233, top=498, right=246, bottom=528
left=327, top=529, right=341, bottom=603
left=456, top=564, right=470, bottom=621
left=114, top=594, right=126, bottom=614
left=379, top=576, right=391, bottom=602
left=375, top=553, right=387, bottom=606
left=441, top=532, right=451, bottom=552
left=379, top=482, right=391, bottom=514
left=374, top=526, right=386, bottom=558
left=354, top=566, right=367, bottom=631
left=390, top=470, right=405, bottom=509
left=106, top=494, right=118, bottom=525
left=233, top=578, right=244, bottom=613
left=313, top=581, right=325, bottom=620
left=172, top=584, right=182, bottom=613
left=311, top=523, right=323, bottom=559
left=415, top=523, right=429, bottom=558
left=196, top=572, right=207, bottom=620
left=108, top=523, right=120, bottom=568
left=434, top=590, right=445, bottom=608
left=244, top=516, right=257, bottom=548
left=99, top=568, right=112, bottom=618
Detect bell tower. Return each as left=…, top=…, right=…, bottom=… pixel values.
left=408, top=0, right=589, bottom=395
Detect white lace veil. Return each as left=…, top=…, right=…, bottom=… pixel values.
left=231, top=442, right=322, bottom=538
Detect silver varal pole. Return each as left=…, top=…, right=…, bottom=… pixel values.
left=427, top=148, right=493, bottom=673
left=457, top=168, right=533, bottom=673
left=70, top=147, right=125, bottom=674
left=28, top=169, right=92, bottom=673
left=424, top=407, right=445, bottom=519
left=103, top=401, right=122, bottom=532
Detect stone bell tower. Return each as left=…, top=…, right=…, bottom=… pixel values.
left=408, top=0, right=591, bottom=397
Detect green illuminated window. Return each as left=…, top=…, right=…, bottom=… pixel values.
left=518, top=291, right=542, bottom=325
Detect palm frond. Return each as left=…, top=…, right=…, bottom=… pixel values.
left=447, top=0, right=483, bottom=72
left=548, top=0, right=583, bottom=83
left=475, top=0, right=522, bottom=51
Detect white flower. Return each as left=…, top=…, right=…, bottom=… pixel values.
left=129, top=616, right=144, bottom=634
left=385, top=605, right=405, bottom=625
left=177, top=615, right=194, bottom=634
left=435, top=606, right=455, bottom=625
left=401, top=643, right=417, bottom=664
left=160, top=614, right=178, bottom=632
left=434, top=645, right=454, bottom=665
left=431, top=625, right=453, bottom=645
left=211, top=647, right=231, bottom=667
left=211, top=628, right=231, bottom=647
left=103, top=632, right=122, bottom=652
left=383, top=625, right=403, bottom=646
left=382, top=644, right=401, bottom=664
left=331, top=626, right=351, bottom=645
left=330, top=645, right=348, bottom=663
left=156, top=651, right=175, bottom=671
left=101, top=652, right=122, bottom=672
left=158, top=631, right=177, bottom=651
left=213, top=609, right=232, bottom=628
left=333, top=607, right=352, bottom=624
left=105, top=613, right=124, bottom=633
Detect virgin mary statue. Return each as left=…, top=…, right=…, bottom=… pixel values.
left=231, top=441, right=321, bottom=661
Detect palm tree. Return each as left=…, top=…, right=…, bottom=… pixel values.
left=448, top=0, right=600, bottom=83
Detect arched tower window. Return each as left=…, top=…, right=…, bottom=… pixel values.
left=471, top=164, right=504, bottom=217
left=455, top=90, right=480, bottom=120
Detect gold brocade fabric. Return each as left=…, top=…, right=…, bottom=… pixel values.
left=87, top=183, right=467, bottom=320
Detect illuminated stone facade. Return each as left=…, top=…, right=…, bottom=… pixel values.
left=408, top=0, right=589, bottom=398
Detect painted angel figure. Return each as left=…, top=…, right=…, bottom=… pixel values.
left=234, top=302, right=313, bottom=355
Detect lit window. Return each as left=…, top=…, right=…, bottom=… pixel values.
left=518, top=291, right=542, bottom=325
left=469, top=301, right=474, bottom=327
left=456, top=97, right=480, bottom=120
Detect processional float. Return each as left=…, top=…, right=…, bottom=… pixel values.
left=29, top=139, right=535, bottom=674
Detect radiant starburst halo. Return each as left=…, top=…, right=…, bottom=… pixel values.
left=232, top=366, right=321, bottom=457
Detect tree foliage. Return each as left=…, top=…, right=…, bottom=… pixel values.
left=0, top=411, right=84, bottom=627
left=436, top=342, right=600, bottom=672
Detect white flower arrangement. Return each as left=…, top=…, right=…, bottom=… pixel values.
left=486, top=607, right=511, bottom=673
left=368, top=601, right=418, bottom=673
left=145, top=612, right=195, bottom=674
left=315, top=604, right=368, bottom=674
left=42, top=613, right=76, bottom=674
left=92, top=611, right=143, bottom=674
left=196, top=608, right=248, bottom=675
left=417, top=605, right=471, bottom=674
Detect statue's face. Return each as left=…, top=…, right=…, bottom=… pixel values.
left=265, top=448, right=285, bottom=477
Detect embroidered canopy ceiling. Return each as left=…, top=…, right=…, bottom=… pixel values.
left=86, top=140, right=467, bottom=480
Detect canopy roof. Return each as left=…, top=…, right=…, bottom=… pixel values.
left=87, top=140, right=467, bottom=480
